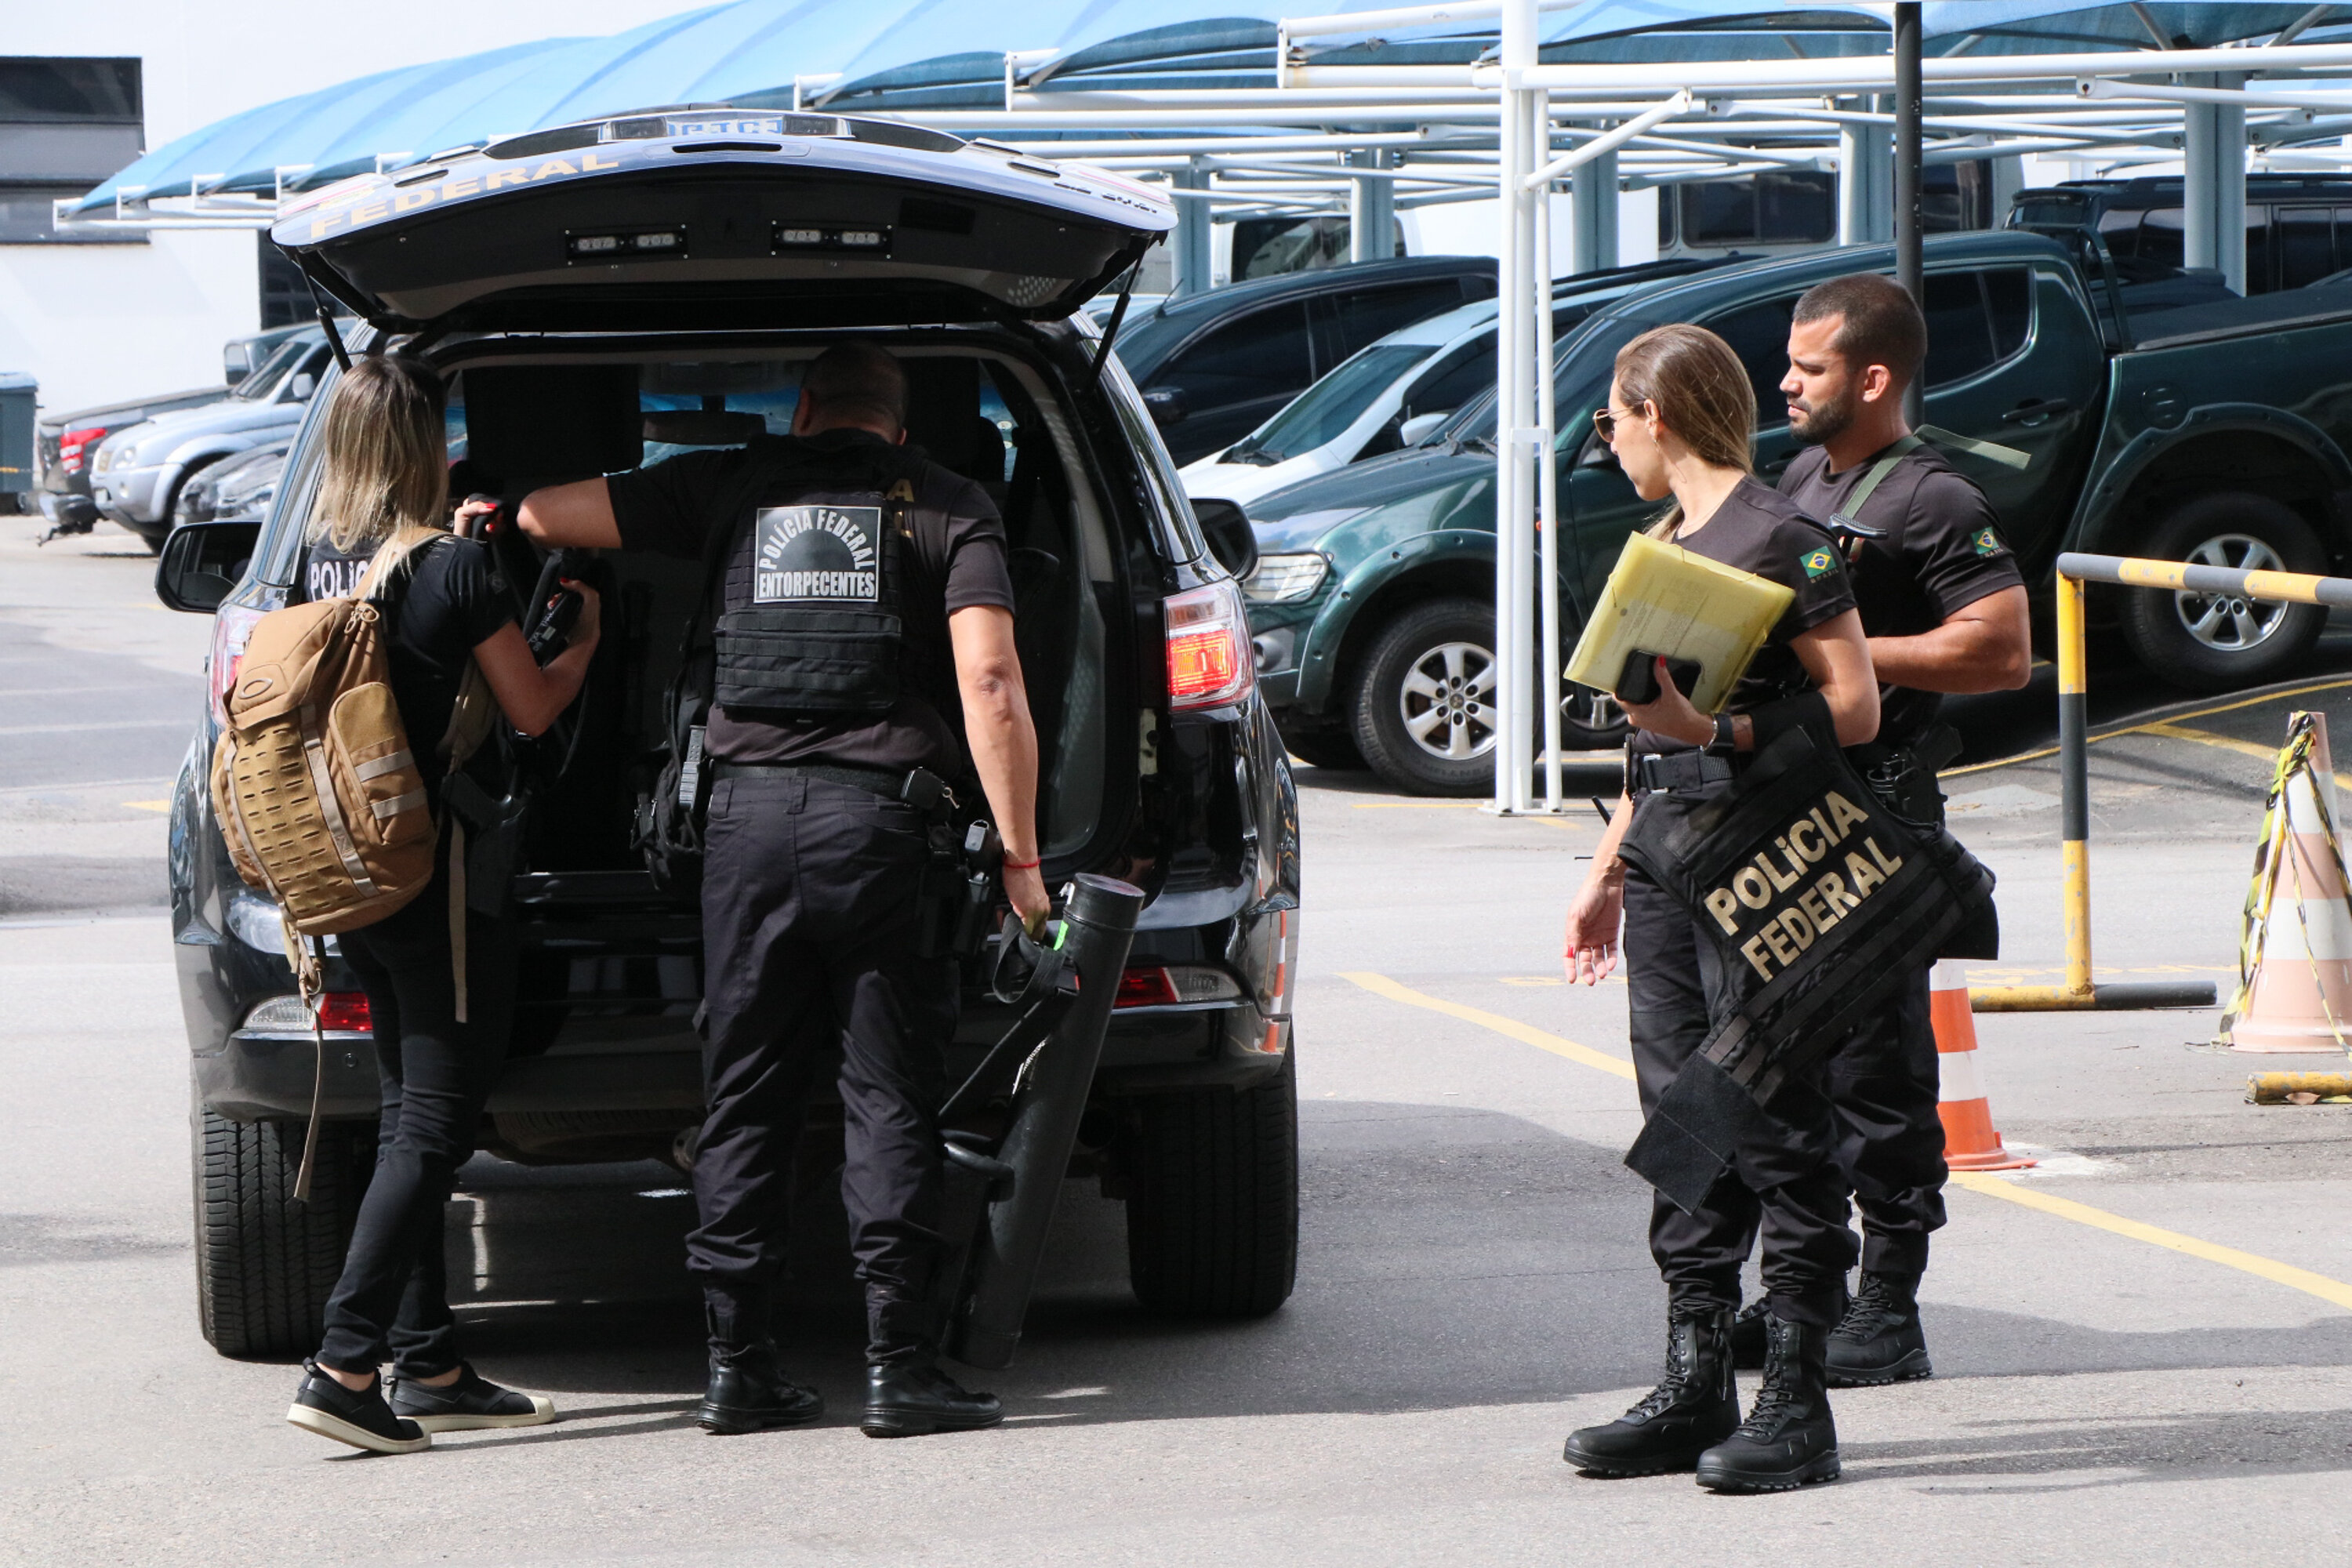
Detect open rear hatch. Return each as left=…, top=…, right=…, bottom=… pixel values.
left=272, top=110, right=1174, bottom=333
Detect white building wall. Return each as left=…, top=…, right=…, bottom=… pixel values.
left=5, top=2, right=711, bottom=420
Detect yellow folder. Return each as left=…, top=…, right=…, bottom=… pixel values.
left=1566, top=531, right=1795, bottom=714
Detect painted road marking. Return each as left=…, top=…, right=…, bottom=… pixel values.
left=1339, top=971, right=1634, bottom=1080
left=1945, top=673, right=2352, bottom=779
left=2137, top=721, right=2352, bottom=795
left=1343, top=969, right=2352, bottom=1314
left=122, top=800, right=169, bottom=812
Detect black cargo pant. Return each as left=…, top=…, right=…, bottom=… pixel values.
left=318, top=871, right=516, bottom=1376
left=687, top=771, right=958, bottom=1365
left=1825, top=965, right=1945, bottom=1278
left=1623, top=831, right=1858, bottom=1330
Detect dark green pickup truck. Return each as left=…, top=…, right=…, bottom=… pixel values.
left=1240, top=229, right=2352, bottom=793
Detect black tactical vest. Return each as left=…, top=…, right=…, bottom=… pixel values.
left=705, top=436, right=932, bottom=717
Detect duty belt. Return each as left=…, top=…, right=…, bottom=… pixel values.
left=1628, top=749, right=1739, bottom=796
left=712, top=759, right=954, bottom=815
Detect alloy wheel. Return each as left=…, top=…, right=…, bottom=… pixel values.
left=2172, top=533, right=2291, bottom=652
left=1398, top=639, right=1497, bottom=762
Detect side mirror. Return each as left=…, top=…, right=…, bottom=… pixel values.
left=155, top=518, right=262, bottom=613
left=1397, top=411, right=1450, bottom=446
left=1192, top=497, right=1259, bottom=581
left=1142, top=387, right=1187, bottom=427
left=287, top=372, right=317, bottom=401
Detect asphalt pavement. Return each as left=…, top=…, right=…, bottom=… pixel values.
left=7, top=517, right=2352, bottom=1566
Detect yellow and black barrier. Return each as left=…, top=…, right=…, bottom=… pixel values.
left=1963, top=549, right=2339, bottom=1013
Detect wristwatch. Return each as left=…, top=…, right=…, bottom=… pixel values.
left=1708, top=713, right=1737, bottom=753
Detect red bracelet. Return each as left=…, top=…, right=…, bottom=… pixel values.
left=1002, top=855, right=1040, bottom=872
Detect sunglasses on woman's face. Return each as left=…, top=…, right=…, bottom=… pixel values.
left=1592, top=404, right=1643, bottom=441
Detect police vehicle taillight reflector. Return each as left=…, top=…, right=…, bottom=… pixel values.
left=567, top=227, right=688, bottom=262
left=210, top=603, right=267, bottom=727
left=1115, top=964, right=1245, bottom=1009
left=773, top=223, right=892, bottom=255
left=241, top=991, right=372, bottom=1035
left=1164, top=579, right=1255, bottom=711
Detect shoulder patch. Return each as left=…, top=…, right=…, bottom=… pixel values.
left=1800, top=546, right=1838, bottom=579
left=1973, top=526, right=2005, bottom=557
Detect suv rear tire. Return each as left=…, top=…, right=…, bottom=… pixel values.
left=1351, top=598, right=1498, bottom=796
left=2121, top=492, right=2328, bottom=691
left=194, top=1109, right=373, bottom=1357
left=1122, top=1052, right=1298, bottom=1318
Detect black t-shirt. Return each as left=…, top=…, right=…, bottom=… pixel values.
left=1632, top=476, right=1857, bottom=753
left=305, top=534, right=517, bottom=798
left=1779, top=441, right=2024, bottom=747
left=605, top=429, right=1015, bottom=773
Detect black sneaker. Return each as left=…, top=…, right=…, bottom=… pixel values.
left=387, top=1363, right=557, bottom=1432
left=287, top=1359, right=430, bottom=1454
left=861, top=1361, right=1003, bottom=1439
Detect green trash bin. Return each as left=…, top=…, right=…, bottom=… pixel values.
left=0, top=372, right=34, bottom=512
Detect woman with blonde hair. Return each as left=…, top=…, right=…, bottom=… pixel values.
left=1558, top=324, right=1878, bottom=1493
left=284, top=354, right=599, bottom=1454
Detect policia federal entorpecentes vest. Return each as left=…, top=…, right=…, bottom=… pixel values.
left=638, top=434, right=938, bottom=891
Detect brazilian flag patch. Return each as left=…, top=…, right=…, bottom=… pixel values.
left=1800, top=546, right=1838, bottom=579
left=1973, top=526, right=2004, bottom=557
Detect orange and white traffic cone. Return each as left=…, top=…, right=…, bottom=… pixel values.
left=1931, top=960, right=2034, bottom=1171
left=2221, top=713, right=2352, bottom=1053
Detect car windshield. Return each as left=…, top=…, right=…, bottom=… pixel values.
left=230, top=338, right=314, bottom=402
left=1437, top=313, right=1641, bottom=450
left=1226, top=345, right=1429, bottom=464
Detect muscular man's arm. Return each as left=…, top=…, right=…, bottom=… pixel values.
left=949, top=604, right=1051, bottom=933
left=1867, top=583, right=2031, bottom=694
left=516, top=478, right=622, bottom=550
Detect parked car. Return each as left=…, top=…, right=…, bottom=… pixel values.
left=153, top=107, right=1301, bottom=1358
left=90, top=329, right=327, bottom=550
left=2009, top=174, right=2352, bottom=295
left=173, top=437, right=288, bottom=526
left=1243, top=227, right=2352, bottom=792
left=33, top=323, right=315, bottom=540
left=1112, top=255, right=1499, bottom=465
left=1181, top=260, right=1726, bottom=512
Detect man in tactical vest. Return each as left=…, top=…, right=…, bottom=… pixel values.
left=517, top=342, right=1051, bottom=1437
left=1748, top=272, right=2031, bottom=1384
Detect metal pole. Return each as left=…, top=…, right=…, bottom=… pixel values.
left=1174, top=158, right=1213, bottom=295
left=1568, top=143, right=1617, bottom=272
left=1893, top=2, right=1925, bottom=427
left=2056, top=568, right=2092, bottom=1001
left=1491, top=0, right=1537, bottom=813
left=1350, top=148, right=1396, bottom=259
left=2183, top=78, right=2219, bottom=274
left=1534, top=127, right=1563, bottom=809
left=2217, top=71, right=2247, bottom=294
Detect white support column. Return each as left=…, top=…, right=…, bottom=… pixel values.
left=1568, top=143, right=1618, bottom=273
left=1534, top=136, right=1563, bottom=809
left=1174, top=159, right=1213, bottom=296
left=1349, top=148, right=1396, bottom=260
left=1838, top=97, right=1893, bottom=245
left=2182, top=72, right=2246, bottom=292
left=1492, top=0, right=1539, bottom=813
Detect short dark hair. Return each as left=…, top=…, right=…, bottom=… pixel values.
left=801, top=342, right=907, bottom=431
left=1792, top=272, right=1926, bottom=387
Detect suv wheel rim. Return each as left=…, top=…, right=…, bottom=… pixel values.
left=1563, top=688, right=1624, bottom=739
left=2172, top=533, right=2289, bottom=652
left=1399, top=640, right=1497, bottom=762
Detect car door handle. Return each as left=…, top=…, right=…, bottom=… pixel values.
left=2001, top=398, right=2071, bottom=426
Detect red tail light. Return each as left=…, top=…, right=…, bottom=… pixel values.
left=1116, top=967, right=1181, bottom=1008
left=59, top=424, right=110, bottom=474
left=210, top=602, right=268, bottom=727
left=1164, top=579, right=1255, bottom=711
left=316, top=992, right=373, bottom=1032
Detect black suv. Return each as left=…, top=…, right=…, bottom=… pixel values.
left=156, top=109, right=1301, bottom=1359
left=2009, top=174, right=2352, bottom=295
left=1114, top=254, right=1499, bottom=465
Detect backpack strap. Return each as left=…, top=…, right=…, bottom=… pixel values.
left=1824, top=434, right=1921, bottom=540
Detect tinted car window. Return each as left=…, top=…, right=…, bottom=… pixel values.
left=2138, top=207, right=2185, bottom=269
left=2278, top=206, right=2336, bottom=289
left=1241, top=344, right=1428, bottom=462
left=1401, top=332, right=1497, bottom=420
left=1700, top=294, right=1802, bottom=422
left=1150, top=302, right=1313, bottom=408
left=1324, top=282, right=1468, bottom=361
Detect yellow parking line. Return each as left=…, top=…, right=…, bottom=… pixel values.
left=1338, top=971, right=1635, bottom=1080
left=1944, top=673, right=2352, bottom=779
left=1947, top=1171, right=2352, bottom=1314
left=2135, top=722, right=2352, bottom=795
left=1343, top=968, right=2352, bottom=1313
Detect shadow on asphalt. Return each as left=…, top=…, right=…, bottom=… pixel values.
left=423, top=1103, right=2352, bottom=1439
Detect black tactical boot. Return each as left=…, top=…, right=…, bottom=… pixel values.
left=1562, top=1308, right=1740, bottom=1477
left=1728, top=1298, right=1770, bottom=1370
left=1825, top=1270, right=1933, bottom=1388
left=861, top=1360, right=1004, bottom=1438
left=1694, top=1314, right=1840, bottom=1493
left=699, top=1340, right=825, bottom=1435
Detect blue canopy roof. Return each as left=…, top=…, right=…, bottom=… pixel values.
left=74, top=0, right=2352, bottom=215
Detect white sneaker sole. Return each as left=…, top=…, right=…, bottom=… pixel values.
left=402, top=1395, right=557, bottom=1433
left=286, top=1403, right=432, bottom=1454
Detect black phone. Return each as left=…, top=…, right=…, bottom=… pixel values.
left=1614, top=649, right=1703, bottom=706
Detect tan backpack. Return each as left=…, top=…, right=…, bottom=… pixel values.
left=210, top=535, right=499, bottom=1194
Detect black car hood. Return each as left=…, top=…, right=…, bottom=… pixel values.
left=271, top=111, right=1174, bottom=333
